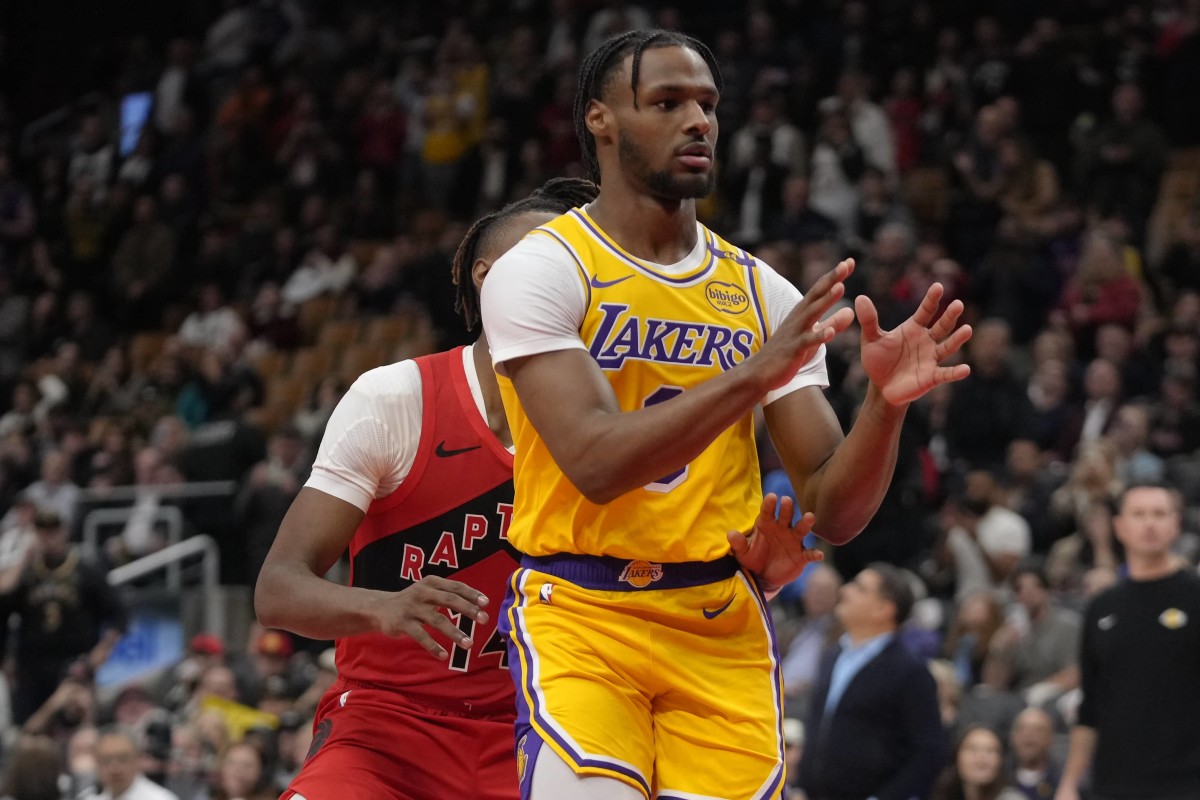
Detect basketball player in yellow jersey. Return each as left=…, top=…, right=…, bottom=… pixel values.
left=480, top=30, right=974, bottom=800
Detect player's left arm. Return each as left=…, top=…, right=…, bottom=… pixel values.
left=765, top=282, right=972, bottom=545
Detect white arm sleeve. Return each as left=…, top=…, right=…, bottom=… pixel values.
left=757, top=258, right=831, bottom=405
left=304, top=361, right=423, bottom=511
left=480, top=233, right=589, bottom=369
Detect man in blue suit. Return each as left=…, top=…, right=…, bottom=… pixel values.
left=798, top=563, right=945, bottom=800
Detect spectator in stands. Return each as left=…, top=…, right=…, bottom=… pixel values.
left=943, top=590, right=1006, bottom=687
left=1105, top=402, right=1164, bottom=485
left=22, top=662, right=96, bottom=746
left=83, top=726, right=178, bottom=800
left=780, top=564, right=843, bottom=709
left=927, top=659, right=964, bottom=736
left=178, top=284, right=244, bottom=353
left=823, top=70, right=897, bottom=180
left=884, top=68, right=923, bottom=175
left=1, top=508, right=127, bottom=722
left=766, top=174, right=839, bottom=248
left=945, top=318, right=1033, bottom=473
left=1045, top=441, right=1124, bottom=586
left=63, top=289, right=113, bottom=364
left=238, top=424, right=308, bottom=590
left=1052, top=232, right=1143, bottom=359
left=21, top=449, right=81, bottom=528
left=0, top=733, right=67, bottom=800
left=1008, top=706, right=1060, bottom=800
left=244, top=282, right=299, bottom=352
left=82, top=346, right=145, bottom=418
left=1075, top=83, right=1168, bottom=234
left=155, top=633, right=226, bottom=714
left=0, top=381, right=38, bottom=438
left=850, top=167, right=914, bottom=254
left=164, top=724, right=208, bottom=800
left=985, top=565, right=1081, bottom=706
left=809, top=107, right=867, bottom=238
left=799, top=564, right=944, bottom=800
left=939, top=469, right=1033, bottom=601
left=931, top=724, right=1025, bottom=800
left=281, top=224, right=356, bottom=306
left=209, top=741, right=275, bottom=800
left=997, top=136, right=1060, bottom=236
left=67, top=115, right=115, bottom=201
left=949, top=104, right=1006, bottom=265
left=233, top=628, right=298, bottom=709
left=66, top=725, right=99, bottom=796
left=1146, top=362, right=1200, bottom=459
left=111, top=196, right=176, bottom=332
left=728, top=88, right=806, bottom=176
left=726, top=132, right=788, bottom=247
left=290, top=376, right=343, bottom=446
left=1000, top=439, right=1061, bottom=553
left=0, top=273, right=29, bottom=393
left=0, top=491, right=36, bottom=586
left=1058, top=358, right=1123, bottom=460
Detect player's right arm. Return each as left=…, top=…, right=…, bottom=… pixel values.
left=482, top=250, right=855, bottom=505
left=1054, top=725, right=1096, bottom=800
left=254, top=367, right=487, bottom=660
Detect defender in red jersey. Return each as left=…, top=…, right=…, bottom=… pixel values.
left=255, top=178, right=598, bottom=800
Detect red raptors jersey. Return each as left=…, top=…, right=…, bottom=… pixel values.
left=336, top=347, right=518, bottom=713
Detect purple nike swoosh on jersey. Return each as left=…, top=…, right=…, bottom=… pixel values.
left=702, top=594, right=736, bottom=619
left=590, top=274, right=634, bottom=289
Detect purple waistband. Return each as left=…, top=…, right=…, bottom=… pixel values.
left=519, top=553, right=740, bottom=591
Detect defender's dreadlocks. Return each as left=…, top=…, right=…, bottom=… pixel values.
left=573, top=29, right=723, bottom=184
left=452, top=177, right=598, bottom=331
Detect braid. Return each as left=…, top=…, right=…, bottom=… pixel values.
left=574, top=29, right=724, bottom=184
left=452, top=178, right=599, bottom=330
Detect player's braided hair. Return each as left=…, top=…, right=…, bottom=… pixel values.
left=451, top=177, right=598, bottom=331
left=573, top=29, right=723, bottom=184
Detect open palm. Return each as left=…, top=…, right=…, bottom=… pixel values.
left=857, top=283, right=973, bottom=405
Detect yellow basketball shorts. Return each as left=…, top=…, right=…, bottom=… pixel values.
left=498, top=553, right=786, bottom=800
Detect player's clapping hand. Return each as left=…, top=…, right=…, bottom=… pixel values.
left=375, top=576, right=489, bottom=660
left=856, top=282, right=973, bottom=405
left=755, top=259, right=857, bottom=392
left=727, top=493, right=824, bottom=594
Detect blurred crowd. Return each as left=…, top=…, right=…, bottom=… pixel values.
left=0, top=0, right=1199, bottom=797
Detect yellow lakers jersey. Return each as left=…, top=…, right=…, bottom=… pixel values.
left=498, top=208, right=770, bottom=563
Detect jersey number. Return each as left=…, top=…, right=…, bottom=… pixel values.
left=642, top=386, right=689, bottom=492
left=447, top=612, right=509, bottom=672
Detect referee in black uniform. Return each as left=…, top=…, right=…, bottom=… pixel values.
left=1055, top=482, right=1200, bottom=800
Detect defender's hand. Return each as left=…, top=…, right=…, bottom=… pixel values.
left=374, top=576, right=490, bottom=660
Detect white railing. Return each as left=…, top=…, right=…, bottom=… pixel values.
left=107, top=535, right=224, bottom=642
left=80, top=481, right=238, bottom=589
left=83, top=505, right=185, bottom=585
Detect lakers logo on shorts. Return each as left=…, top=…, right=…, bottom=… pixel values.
left=516, top=735, right=528, bottom=782
left=618, top=560, right=664, bottom=588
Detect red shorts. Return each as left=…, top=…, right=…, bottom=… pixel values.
left=282, top=678, right=518, bottom=800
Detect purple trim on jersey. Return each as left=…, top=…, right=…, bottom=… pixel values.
left=501, top=569, right=652, bottom=798
left=744, top=256, right=770, bottom=343
left=521, top=553, right=738, bottom=591
left=744, top=575, right=787, bottom=800
left=568, top=210, right=716, bottom=286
